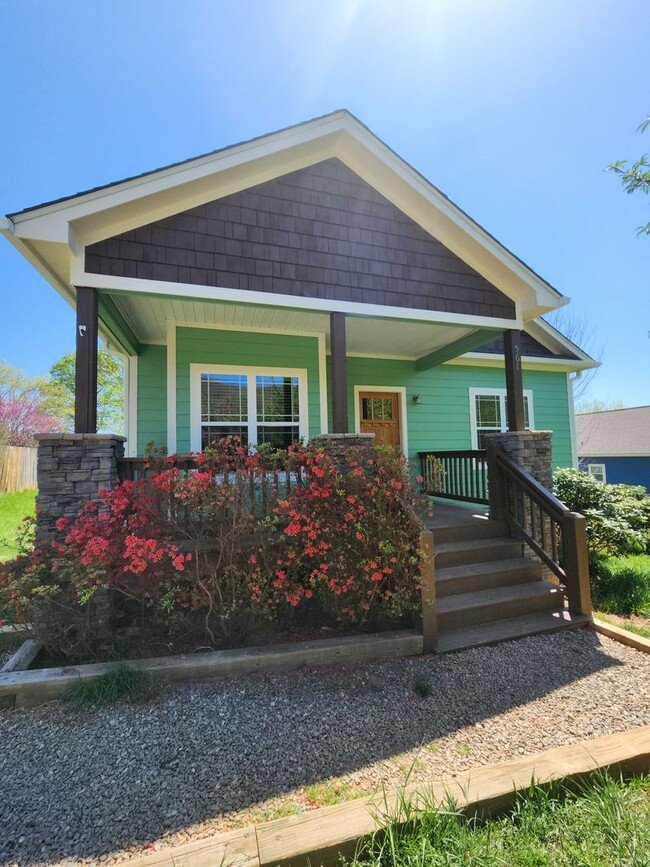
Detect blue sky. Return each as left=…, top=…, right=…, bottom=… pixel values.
left=0, top=0, right=648, bottom=405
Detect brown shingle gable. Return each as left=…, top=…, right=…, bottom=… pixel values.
left=86, top=159, right=516, bottom=320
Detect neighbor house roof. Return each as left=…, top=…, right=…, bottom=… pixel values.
left=576, top=406, right=650, bottom=458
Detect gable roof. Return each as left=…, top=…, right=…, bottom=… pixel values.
left=1, top=110, right=568, bottom=325
left=576, top=406, right=650, bottom=457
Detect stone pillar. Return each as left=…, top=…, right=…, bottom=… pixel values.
left=34, top=433, right=126, bottom=542
left=310, top=432, right=374, bottom=460
left=484, top=430, right=553, bottom=489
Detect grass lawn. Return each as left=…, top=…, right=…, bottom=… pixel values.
left=349, top=773, right=650, bottom=867
left=595, top=610, right=650, bottom=640
left=0, top=489, right=36, bottom=561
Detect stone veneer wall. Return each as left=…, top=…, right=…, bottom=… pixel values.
left=484, top=430, right=553, bottom=489
left=35, top=433, right=126, bottom=542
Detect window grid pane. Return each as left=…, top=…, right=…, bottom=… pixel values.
left=201, top=374, right=247, bottom=423
left=256, top=376, right=299, bottom=423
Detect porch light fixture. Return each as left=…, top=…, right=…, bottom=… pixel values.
left=412, top=394, right=422, bottom=405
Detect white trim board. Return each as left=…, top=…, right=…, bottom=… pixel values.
left=189, top=364, right=309, bottom=453
left=468, top=387, right=535, bottom=450
left=125, top=355, right=138, bottom=458
left=166, top=322, right=177, bottom=453
left=353, top=385, right=409, bottom=457
left=67, top=267, right=525, bottom=332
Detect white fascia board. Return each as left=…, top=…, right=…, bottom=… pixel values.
left=9, top=111, right=564, bottom=318
left=446, top=351, right=594, bottom=372
left=0, top=221, right=128, bottom=354
left=528, top=318, right=599, bottom=368
left=9, top=118, right=348, bottom=244
left=335, top=123, right=563, bottom=315
left=68, top=268, right=524, bottom=331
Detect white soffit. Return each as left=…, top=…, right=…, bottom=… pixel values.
left=113, top=293, right=475, bottom=358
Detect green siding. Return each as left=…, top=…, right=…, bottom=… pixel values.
left=175, top=327, right=321, bottom=452
left=136, top=329, right=573, bottom=470
left=340, top=358, right=573, bottom=470
left=136, top=344, right=167, bottom=453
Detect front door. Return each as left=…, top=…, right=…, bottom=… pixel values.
left=359, top=392, right=401, bottom=447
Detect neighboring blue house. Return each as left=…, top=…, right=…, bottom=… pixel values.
left=576, top=406, right=650, bottom=491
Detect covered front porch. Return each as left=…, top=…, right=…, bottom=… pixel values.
left=71, top=287, right=533, bottom=461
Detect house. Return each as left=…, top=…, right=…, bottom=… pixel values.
left=1, top=111, right=596, bottom=649
left=576, top=406, right=650, bottom=491
left=1, top=110, right=594, bottom=465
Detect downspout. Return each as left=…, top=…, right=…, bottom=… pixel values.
left=568, top=371, right=581, bottom=468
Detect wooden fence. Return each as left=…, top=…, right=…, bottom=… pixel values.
left=0, top=446, right=38, bottom=493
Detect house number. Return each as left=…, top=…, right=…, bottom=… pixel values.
left=514, top=344, right=521, bottom=369
left=78, top=325, right=87, bottom=337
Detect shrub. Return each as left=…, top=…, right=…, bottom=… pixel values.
left=250, top=443, right=423, bottom=626
left=553, top=468, right=650, bottom=558
left=0, top=438, right=424, bottom=659
left=590, top=555, right=650, bottom=616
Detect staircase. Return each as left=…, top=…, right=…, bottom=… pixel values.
left=430, top=513, right=589, bottom=653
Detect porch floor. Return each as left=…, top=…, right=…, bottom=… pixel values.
left=425, top=499, right=490, bottom=531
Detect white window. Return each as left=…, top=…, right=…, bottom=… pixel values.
left=586, top=463, right=606, bottom=483
left=190, top=365, right=308, bottom=451
left=469, top=388, right=535, bottom=450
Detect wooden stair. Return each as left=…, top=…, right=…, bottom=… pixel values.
left=432, top=513, right=589, bottom=652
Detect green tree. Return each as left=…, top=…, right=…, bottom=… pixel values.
left=49, top=350, right=124, bottom=434
left=607, top=116, right=650, bottom=236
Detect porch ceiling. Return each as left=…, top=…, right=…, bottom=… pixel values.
left=108, top=292, right=480, bottom=360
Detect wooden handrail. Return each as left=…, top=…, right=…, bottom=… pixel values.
left=488, top=447, right=592, bottom=617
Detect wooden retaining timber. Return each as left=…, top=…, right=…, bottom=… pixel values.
left=128, top=726, right=650, bottom=867
left=591, top=618, right=650, bottom=654
left=0, top=630, right=422, bottom=709
left=0, top=639, right=42, bottom=673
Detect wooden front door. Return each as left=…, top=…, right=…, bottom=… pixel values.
left=359, top=392, right=401, bottom=447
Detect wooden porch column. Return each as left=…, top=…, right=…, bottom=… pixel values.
left=74, top=286, right=99, bottom=434
left=504, top=329, right=525, bottom=432
left=330, top=312, right=349, bottom=433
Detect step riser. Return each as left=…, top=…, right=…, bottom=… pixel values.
left=431, top=521, right=509, bottom=544
left=438, top=592, right=564, bottom=631
left=436, top=569, right=537, bottom=598
left=435, top=542, right=522, bottom=569
left=437, top=613, right=589, bottom=653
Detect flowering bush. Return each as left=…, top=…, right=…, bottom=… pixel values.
left=0, top=438, right=425, bottom=658
left=250, top=443, right=423, bottom=625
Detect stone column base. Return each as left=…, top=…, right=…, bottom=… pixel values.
left=484, top=430, right=553, bottom=489
left=35, top=433, right=127, bottom=543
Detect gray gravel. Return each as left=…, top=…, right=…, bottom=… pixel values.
left=1, top=629, right=648, bottom=866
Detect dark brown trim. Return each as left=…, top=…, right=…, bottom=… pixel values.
left=504, top=329, right=525, bottom=432
left=330, top=312, right=348, bottom=433
left=74, top=287, right=98, bottom=434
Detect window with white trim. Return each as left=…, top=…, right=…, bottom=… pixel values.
left=194, top=366, right=307, bottom=450
left=586, top=463, right=606, bottom=483
left=469, top=388, right=534, bottom=450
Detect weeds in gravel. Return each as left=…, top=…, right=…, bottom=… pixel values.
left=66, top=662, right=154, bottom=707
left=412, top=673, right=432, bottom=698
left=305, top=780, right=356, bottom=807
left=457, top=742, right=471, bottom=757
left=347, top=771, right=650, bottom=867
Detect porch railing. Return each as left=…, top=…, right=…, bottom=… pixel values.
left=418, top=450, right=489, bottom=504
left=488, top=447, right=592, bottom=616
left=116, top=455, right=308, bottom=519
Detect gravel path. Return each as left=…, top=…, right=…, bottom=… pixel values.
left=1, top=630, right=648, bottom=866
